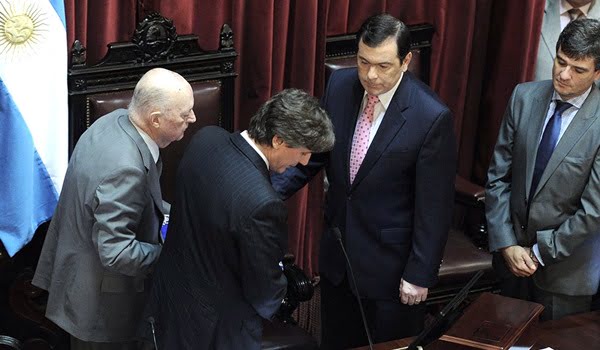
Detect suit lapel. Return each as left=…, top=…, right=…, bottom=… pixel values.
left=588, top=0, right=600, bottom=18
left=231, top=132, right=270, bottom=181
left=541, top=0, right=561, bottom=64
left=350, top=73, right=410, bottom=190
left=534, top=86, right=600, bottom=198
left=118, top=114, right=164, bottom=212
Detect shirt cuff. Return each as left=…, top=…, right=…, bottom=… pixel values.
left=533, top=243, right=545, bottom=266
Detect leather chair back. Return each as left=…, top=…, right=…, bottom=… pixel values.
left=68, top=13, right=237, bottom=203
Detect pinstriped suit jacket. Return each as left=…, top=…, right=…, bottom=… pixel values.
left=142, top=126, right=287, bottom=350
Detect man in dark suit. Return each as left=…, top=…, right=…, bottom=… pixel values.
left=487, top=18, right=600, bottom=321
left=141, top=89, right=335, bottom=350
left=272, top=14, right=456, bottom=349
left=32, top=68, right=196, bottom=349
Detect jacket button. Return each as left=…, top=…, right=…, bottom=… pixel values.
left=521, top=225, right=526, bottom=230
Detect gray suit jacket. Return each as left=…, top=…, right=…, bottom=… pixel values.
left=32, top=109, right=164, bottom=342
left=534, top=0, right=600, bottom=81
left=486, top=81, right=600, bottom=296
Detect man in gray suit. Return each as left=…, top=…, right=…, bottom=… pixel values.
left=487, top=18, right=600, bottom=321
left=32, top=68, right=196, bottom=349
left=534, top=0, right=599, bottom=81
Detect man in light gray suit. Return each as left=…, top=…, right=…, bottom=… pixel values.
left=534, top=0, right=600, bottom=81
left=487, top=18, right=600, bottom=321
left=32, top=68, right=196, bottom=349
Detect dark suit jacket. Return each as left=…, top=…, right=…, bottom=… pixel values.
left=486, top=81, right=600, bottom=296
left=273, top=69, right=456, bottom=299
left=32, top=110, right=163, bottom=342
left=142, top=126, right=287, bottom=350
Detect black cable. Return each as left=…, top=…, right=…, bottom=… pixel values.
left=148, top=317, right=159, bottom=350
left=332, top=227, right=374, bottom=350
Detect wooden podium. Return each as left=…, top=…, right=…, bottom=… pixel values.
left=439, top=292, right=544, bottom=349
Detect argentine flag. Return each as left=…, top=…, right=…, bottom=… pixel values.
left=0, top=0, right=67, bottom=256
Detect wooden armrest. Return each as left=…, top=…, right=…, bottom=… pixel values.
left=455, top=175, right=485, bottom=205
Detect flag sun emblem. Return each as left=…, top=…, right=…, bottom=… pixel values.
left=0, top=0, right=47, bottom=61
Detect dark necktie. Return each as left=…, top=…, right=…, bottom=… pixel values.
left=156, top=156, right=163, bottom=176
left=530, top=101, right=572, bottom=195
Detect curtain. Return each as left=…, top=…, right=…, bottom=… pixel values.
left=64, top=0, right=544, bottom=277
left=65, top=1, right=137, bottom=64
left=473, top=0, right=545, bottom=183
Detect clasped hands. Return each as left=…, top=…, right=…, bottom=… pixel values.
left=399, top=278, right=428, bottom=305
left=501, top=245, right=539, bottom=277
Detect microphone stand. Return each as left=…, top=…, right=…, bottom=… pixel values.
left=406, top=270, right=484, bottom=350
left=332, top=227, right=374, bottom=350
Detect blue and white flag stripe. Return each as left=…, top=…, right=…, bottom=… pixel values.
left=0, top=0, right=68, bottom=256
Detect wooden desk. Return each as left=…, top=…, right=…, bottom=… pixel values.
left=515, top=310, right=600, bottom=349
left=354, top=311, right=600, bottom=349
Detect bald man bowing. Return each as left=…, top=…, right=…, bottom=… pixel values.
left=32, top=68, right=196, bottom=350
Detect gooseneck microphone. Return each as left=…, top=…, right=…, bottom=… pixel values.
left=331, top=227, right=374, bottom=350
left=147, top=316, right=159, bottom=350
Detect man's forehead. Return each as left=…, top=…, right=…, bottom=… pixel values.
left=358, top=39, right=399, bottom=61
left=557, top=49, right=596, bottom=67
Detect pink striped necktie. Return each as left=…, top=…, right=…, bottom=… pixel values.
left=568, top=8, right=583, bottom=21
left=349, top=94, right=379, bottom=183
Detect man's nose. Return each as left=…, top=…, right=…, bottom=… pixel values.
left=367, top=66, right=378, bottom=80
left=299, top=154, right=311, bottom=166
left=559, top=66, right=572, bottom=80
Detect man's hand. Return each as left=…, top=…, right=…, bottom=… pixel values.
left=399, top=279, right=428, bottom=305
left=500, top=245, right=538, bottom=277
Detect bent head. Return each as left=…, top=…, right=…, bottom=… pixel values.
left=129, top=68, right=196, bottom=148
left=247, top=88, right=335, bottom=173
left=356, top=13, right=412, bottom=96
left=553, top=18, right=600, bottom=100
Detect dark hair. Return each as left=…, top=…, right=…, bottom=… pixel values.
left=356, top=13, right=411, bottom=59
left=556, top=18, right=600, bottom=70
left=247, top=89, right=335, bottom=153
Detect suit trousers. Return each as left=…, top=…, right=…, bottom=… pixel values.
left=320, top=276, right=425, bottom=350
left=493, top=252, right=592, bottom=321
left=70, top=336, right=154, bottom=350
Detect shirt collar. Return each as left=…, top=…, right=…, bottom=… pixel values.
left=552, top=85, right=593, bottom=109
left=363, top=71, right=404, bottom=113
left=241, top=130, right=269, bottom=169
left=131, top=118, right=160, bottom=163
left=561, top=0, right=593, bottom=17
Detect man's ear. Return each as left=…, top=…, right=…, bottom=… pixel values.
left=150, top=111, right=162, bottom=128
left=272, top=135, right=285, bottom=149
left=401, top=51, right=413, bottom=72
left=593, top=69, right=600, bottom=82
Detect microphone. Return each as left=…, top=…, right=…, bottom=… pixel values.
left=147, top=316, right=159, bottom=350
left=406, top=270, right=484, bottom=350
left=331, top=227, right=374, bottom=350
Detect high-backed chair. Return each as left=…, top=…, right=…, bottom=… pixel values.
left=324, top=25, right=498, bottom=306
left=68, top=13, right=237, bottom=204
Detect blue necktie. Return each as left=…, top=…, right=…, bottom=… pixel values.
left=530, top=101, right=572, bottom=195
